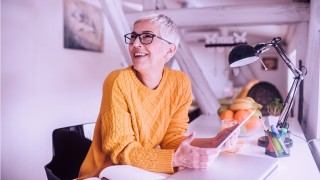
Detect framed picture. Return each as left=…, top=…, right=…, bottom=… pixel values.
left=64, top=0, right=104, bottom=52
left=262, top=57, right=278, bottom=70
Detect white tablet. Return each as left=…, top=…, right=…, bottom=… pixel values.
left=217, top=110, right=255, bottom=149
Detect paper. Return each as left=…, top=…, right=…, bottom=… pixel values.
left=84, top=165, right=169, bottom=180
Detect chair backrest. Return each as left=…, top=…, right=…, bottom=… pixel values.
left=45, top=123, right=95, bottom=180
left=247, top=81, right=283, bottom=116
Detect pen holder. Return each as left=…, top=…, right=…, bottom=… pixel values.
left=265, top=131, right=291, bottom=158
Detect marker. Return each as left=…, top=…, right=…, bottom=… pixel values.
left=266, top=130, right=279, bottom=156
left=280, top=128, right=288, bottom=135
left=271, top=125, right=289, bottom=154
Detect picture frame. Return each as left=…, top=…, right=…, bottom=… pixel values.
left=64, top=0, right=104, bottom=52
left=262, top=57, right=278, bottom=70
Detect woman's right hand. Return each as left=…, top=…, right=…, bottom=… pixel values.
left=172, top=132, right=220, bottom=169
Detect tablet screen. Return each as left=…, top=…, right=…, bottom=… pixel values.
left=217, top=110, right=255, bottom=149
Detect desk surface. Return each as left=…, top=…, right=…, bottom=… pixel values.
left=187, top=115, right=320, bottom=179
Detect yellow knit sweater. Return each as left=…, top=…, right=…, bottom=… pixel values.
left=78, top=66, right=192, bottom=179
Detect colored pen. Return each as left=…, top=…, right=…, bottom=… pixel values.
left=271, top=125, right=289, bottom=154
left=266, top=130, right=279, bottom=156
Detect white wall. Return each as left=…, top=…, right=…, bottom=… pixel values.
left=301, top=0, right=320, bottom=140
left=2, top=0, right=123, bottom=179
left=189, top=42, right=231, bottom=99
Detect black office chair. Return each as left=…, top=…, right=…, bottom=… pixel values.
left=45, top=123, right=95, bottom=180
left=247, top=81, right=283, bottom=116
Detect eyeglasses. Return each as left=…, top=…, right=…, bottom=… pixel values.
left=124, top=32, right=172, bottom=45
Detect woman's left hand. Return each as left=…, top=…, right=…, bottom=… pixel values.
left=173, top=132, right=220, bottom=169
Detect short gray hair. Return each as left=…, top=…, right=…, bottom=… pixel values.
left=134, top=13, right=180, bottom=47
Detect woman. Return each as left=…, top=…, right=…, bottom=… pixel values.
left=78, top=13, right=238, bottom=179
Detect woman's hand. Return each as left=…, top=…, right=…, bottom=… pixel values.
left=173, top=132, right=220, bottom=169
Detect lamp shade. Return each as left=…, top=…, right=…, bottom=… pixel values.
left=228, top=44, right=259, bottom=67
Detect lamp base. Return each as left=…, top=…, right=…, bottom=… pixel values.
left=257, top=136, right=293, bottom=148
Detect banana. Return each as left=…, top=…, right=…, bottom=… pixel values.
left=230, top=102, right=258, bottom=111
left=233, top=98, right=254, bottom=104
left=232, top=97, right=263, bottom=110
left=244, top=97, right=263, bottom=109
left=254, top=109, right=262, bottom=118
left=256, top=103, right=263, bottom=109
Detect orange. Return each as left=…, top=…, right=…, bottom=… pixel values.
left=233, top=109, right=250, bottom=123
left=249, top=114, right=260, bottom=122
left=245, top=116, right=261, bottom=130
left=219, top=109, right=234, bottom=120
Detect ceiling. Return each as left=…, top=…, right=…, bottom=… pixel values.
left=120, top=0, right=310, bottom=45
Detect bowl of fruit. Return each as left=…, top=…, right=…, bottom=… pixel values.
left=218, top=97, right=264, bottom=137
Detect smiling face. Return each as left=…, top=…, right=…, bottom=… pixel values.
left=129, top=20, right=175, bottom=74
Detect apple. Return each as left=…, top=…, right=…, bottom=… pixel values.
left=217, top=105, right=229, bottom=116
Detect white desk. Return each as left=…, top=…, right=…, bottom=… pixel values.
left=187, top=115, right=320, bottom=179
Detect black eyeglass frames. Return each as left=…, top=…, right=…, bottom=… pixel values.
left=124, top=33, right=172, bottom=45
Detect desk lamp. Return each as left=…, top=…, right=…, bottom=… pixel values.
left=228, top=37, right=305, bottom=147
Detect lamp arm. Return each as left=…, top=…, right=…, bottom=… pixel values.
left=269, top=38, right=305, bottom=128
left=271, top=37, right=304, bottom=77
left=277, top=77, right=302, bottom=128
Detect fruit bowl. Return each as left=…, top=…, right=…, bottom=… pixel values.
left=217, top=97, right=264, bottom=137
left=232, top=109, right=264, bottom=137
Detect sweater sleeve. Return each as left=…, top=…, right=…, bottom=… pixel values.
left=160, top=74, right=192, bottom=150
left=99, top=74, right=176, bottom=173
left=100, top=109, right=175, bottom=173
